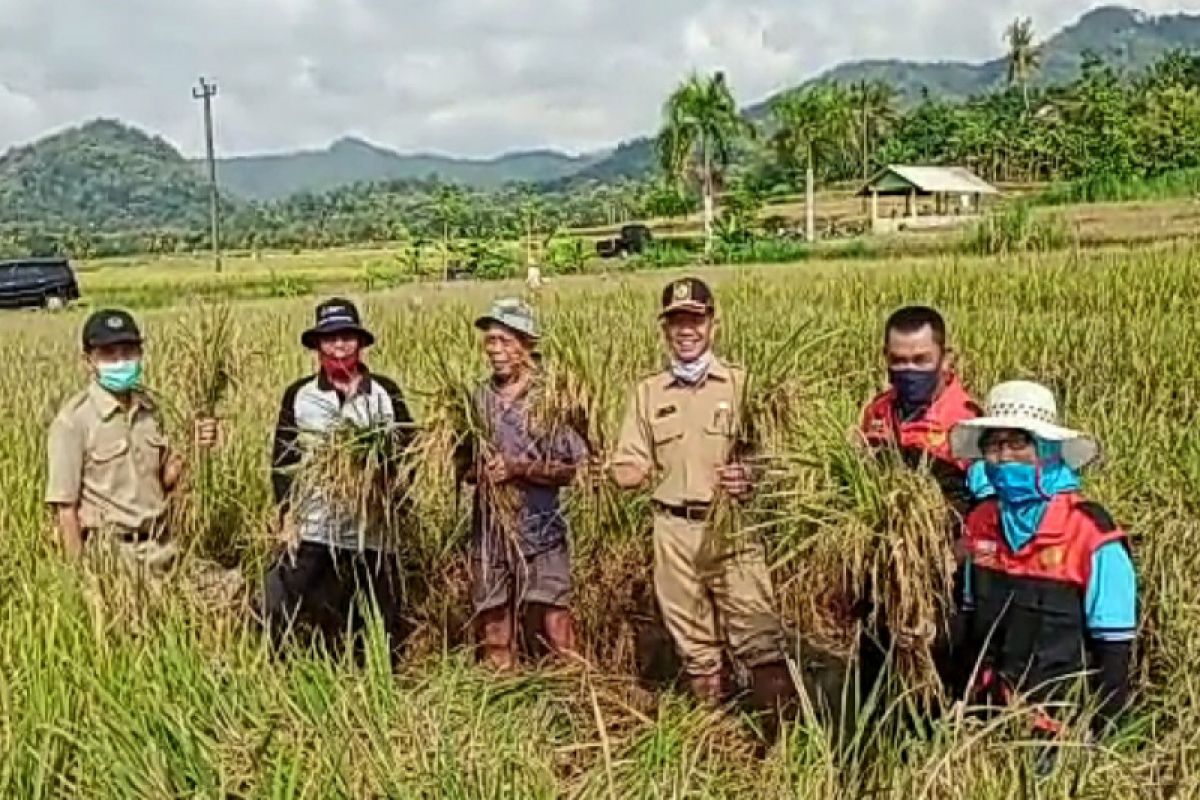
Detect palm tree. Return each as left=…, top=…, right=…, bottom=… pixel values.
left=850, top=80, right=899, bottom=186
left=432, top=185, right=467, bottom=281
left=657, top=71, right=750, bottom=255
left=770, top=85, right=855, bottom=242
left=1006, top=17, right=1042, bottom=112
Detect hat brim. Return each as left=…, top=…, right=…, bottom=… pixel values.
left=86, top=330, right=143, bottom=349
left=950, top=416, right=1100, bottom=469
left=658, top=301, right=713, bottom=319
left=473, top=315, right=540, bottom=341
left=301, top=324, right=375, bottom=350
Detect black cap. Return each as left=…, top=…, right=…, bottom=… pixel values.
left=659, top=277, right=715, bottom=318
left=82, top=309, right=142, bottom=350
left=301, top=297, right=375, bottom=350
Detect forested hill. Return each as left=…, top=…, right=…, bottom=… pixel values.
left=213, top=137, right=600, bottom=200
left=0, top=119, right=218, bottom=231
left=576, top=5, right=1200, bottom=182
left=3, top=5, right=1200, bottom=235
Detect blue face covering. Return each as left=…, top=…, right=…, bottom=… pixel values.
left=96, top=360, right=143, bottom=394
left=888, top=368, right=940, bottom=419
left=983, top=440, right=1081, bottom=551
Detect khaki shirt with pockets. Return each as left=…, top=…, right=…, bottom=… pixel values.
left=45, top=383, right=170, bottom=532
left=613, top=358, right=745, bottom=506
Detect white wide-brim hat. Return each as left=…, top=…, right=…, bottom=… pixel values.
left=950, top=380, right=1100, bottom=469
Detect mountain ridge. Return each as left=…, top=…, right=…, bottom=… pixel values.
left=212, top=135, right=603, bottom=199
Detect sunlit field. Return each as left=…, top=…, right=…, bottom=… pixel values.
left=2, top=245, right=1199, bottom=798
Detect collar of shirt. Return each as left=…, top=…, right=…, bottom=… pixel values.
left=87, top=381, right=154, bottom=420
left=660, top=356, right=731, bottom=389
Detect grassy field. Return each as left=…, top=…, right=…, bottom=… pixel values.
left=2, top=245, right=1200, bottom=797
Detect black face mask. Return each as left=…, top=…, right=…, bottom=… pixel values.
left=889, top=368, right=941, bottom=419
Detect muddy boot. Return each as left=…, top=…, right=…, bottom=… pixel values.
left=749, top=661, right=797, bottom=747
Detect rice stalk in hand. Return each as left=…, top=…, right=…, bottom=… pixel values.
left=539, top=318, right=643, bottom=545
left=285, top=413, right=421, bottom=558
left=410, top=349, right=527, bottom=613
left=775, top=415, right=958, bottom=703
left=161, top=303, right=244, bottom=562
left=703, top=322, right=836, bottom=564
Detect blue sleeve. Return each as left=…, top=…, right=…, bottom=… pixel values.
left=1085, top=542, right=1137, bottom=641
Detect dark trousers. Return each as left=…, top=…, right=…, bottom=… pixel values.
left=262, top=541, right=407, bottom=659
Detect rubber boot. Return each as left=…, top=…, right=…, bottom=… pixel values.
left=749, top=661, right=798, bottom=746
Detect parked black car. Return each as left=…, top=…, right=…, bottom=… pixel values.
left=0, top=258, right=80, bottom=310
left=596, top=224, right=653, bottom=258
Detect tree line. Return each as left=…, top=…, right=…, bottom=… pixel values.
left=6, top=22, right=1200, bottom=260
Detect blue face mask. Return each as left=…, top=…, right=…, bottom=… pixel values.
left=984, top=461, right=1043, bottom=505
left=96, top=360, right=143, bottom=394
left=983, top=443, right=1081, bottom=551
left=888, top=368, right=940, bottom=419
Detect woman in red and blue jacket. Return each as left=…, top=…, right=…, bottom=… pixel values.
left=950, top=380, right=1137, bottom=732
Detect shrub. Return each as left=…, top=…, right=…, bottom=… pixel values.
left=965, top=203, right=1070, bottom=256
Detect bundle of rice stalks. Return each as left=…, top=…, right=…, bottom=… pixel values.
left=540, top=312, right=646, bottom=546
left=772, top=415, right=958, bottom=705
left=571, top=535, right=678, bottom=683
left=408, top=344, right=527, bottom=622
left=160, top=303, right=248, bottom=563
left=285, top=415, right=420, bottom=556
left=704, top=321, right=838, bottom=556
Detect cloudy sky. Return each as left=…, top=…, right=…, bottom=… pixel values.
left=1, top=0, right=1197, bottom=158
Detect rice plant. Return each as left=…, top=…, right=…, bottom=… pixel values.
left=1, top=245, right=1198, bottom=797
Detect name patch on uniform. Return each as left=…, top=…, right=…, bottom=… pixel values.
left=1039, top=546, right=1065, bottom=569
left=655, top=404, right=678, bottom=419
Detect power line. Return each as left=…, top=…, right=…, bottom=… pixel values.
left=192, top=77, right=222, bottom=273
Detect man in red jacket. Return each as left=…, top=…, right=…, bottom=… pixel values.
left=858, top=306, right=983, bottom=696
left=861, top=305, right=983, bottom=510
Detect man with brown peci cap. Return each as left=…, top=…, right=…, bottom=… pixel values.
left=611, top=278, right=793, bottom=716
left=46, top=309, right=217, bottom=575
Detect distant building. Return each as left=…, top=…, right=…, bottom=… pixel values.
left=859, top=165, right=1000, bottom=234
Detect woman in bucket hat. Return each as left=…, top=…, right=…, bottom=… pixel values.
left=950, top=380, right=1137, bottom=734
left=262, top=298, right=416, bottom=661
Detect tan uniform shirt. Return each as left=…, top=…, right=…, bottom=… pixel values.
left=613, top=358, right=745, bottom=506
left=45, top=383, right=170, bottom=532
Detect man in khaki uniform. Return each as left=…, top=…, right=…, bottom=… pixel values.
left=46, top=309, right=216, bottom=575
left=612, top=278, right=793, bottom=713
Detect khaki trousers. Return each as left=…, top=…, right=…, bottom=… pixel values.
left=652, top=511, right=785, bottom=677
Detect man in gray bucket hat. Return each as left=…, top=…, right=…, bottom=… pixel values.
left=457, top=298, right=587, bottom=670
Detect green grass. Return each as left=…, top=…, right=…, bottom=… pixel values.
left=1038, top=168, right=1200, bottom=206
left=2, top=247, right=1199, bottom=797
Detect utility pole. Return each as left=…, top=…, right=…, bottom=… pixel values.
left=192, top=77, right=222, bottom=273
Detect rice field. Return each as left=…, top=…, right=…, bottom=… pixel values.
left=2, top=244, right=1199, bottom=798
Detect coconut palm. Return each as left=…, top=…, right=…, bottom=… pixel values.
left=850, top=80, right=899, bottom=186
left=770, top=85, right=855, bottom=242
left=432, top=185, right=468, bottom=281
left=656, top=71, right=751, bottom=255
left=1006, top=17, right=1042, bottom=112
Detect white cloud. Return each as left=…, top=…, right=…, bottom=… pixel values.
left=0, top=0, right=1196, bottom=158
